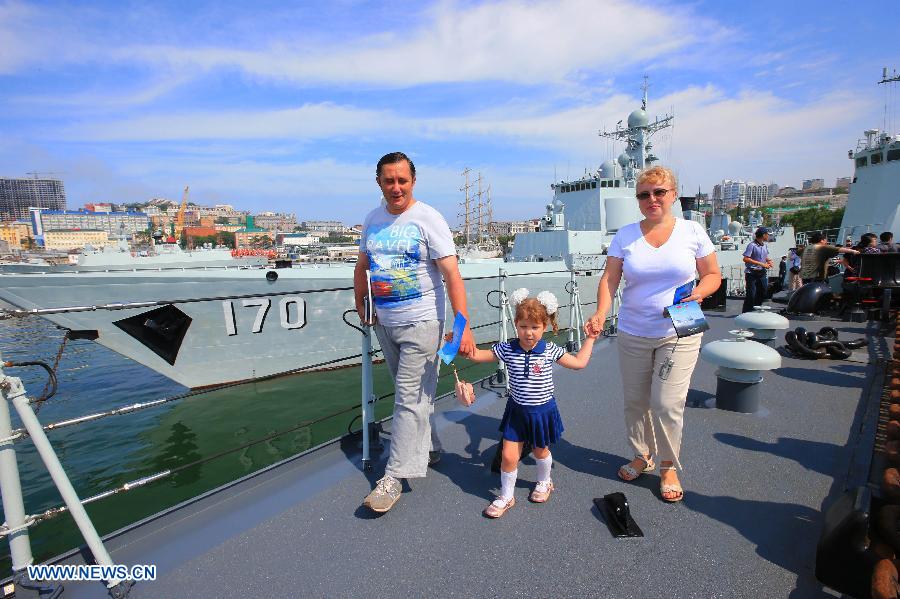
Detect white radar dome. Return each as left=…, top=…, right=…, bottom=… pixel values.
left=728, top=221, right=743, bottom=235
left=627, top=109, right=649, bottom=128
left=617, top=153, right=630, bottom=167
left=599, top=160, right=619, bottom=178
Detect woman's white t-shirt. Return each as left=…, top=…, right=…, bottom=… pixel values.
left=608, top=219, right=716, bottom=338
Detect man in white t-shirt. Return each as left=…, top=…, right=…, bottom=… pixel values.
left=355, top=152, right=475, bottom=514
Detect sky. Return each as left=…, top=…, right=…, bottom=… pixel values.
left=1, top=0, right=898, bottom=225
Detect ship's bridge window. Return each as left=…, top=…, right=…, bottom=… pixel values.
left=614, top=180, right=621, bottom=187
left=591, top=181, right=597, bottom=189
left=856, top=156, right=868, bottom=168
left=888, top=148, right=900, bottom=162
left=871, top=152, right=883, bottom=165
left=600, top=180, right=607, bottom=187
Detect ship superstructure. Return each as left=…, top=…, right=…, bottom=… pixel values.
left=509, top=78, right=677, bottom=270
left=839, top=68, right=900, bottom=241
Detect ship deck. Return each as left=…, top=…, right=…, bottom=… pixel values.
left=34, top=301, right=890, bottom=598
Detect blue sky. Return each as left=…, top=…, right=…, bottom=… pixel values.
left=1, top=0, right=897, bottom=224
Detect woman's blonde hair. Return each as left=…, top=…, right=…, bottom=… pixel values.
left=514, top=298, right=559, bottom=334
left=636, top=165, right=677, bottom=191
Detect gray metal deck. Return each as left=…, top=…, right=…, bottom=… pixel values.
left=49, top=302, right=889, bottom=598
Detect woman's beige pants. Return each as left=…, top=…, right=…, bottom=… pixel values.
left=617, top=331, right=703, bottom=469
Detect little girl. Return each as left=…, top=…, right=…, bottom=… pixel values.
left=465, top=288, right=599, bottom=518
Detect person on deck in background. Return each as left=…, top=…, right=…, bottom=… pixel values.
left=788, top=248, right=802, bottom=291
left=799, top=232, right=859, bottom=284
left=741, top=227, right=772, bottom=313
left=878, top=232, right=896, bottom=253
left=355, top=151, right=475, bottom=514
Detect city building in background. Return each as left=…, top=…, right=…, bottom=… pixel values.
left=712, top=180, right=770, bottom=208
left=0, top=221, right=33, bottom=250
left=35, top=210, right=150, bottom=239
left=802, top=178, right=825, bottom=190
left=0, top=177, right=67, bottom=221
left=835, top=177, right=851, bottom=189
left=254, top=212, right=297, bottom=231
left=234, top=215, right=275, bottom=249
left=43, top=229, right=108, bottom=251
left=489, top=220, right=540, bottom=236
left=300, top=220, right=344, bottom=233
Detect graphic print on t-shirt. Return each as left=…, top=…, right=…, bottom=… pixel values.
left=365, top=222, right=425, bottom=309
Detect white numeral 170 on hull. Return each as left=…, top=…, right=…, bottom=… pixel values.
left=223, top=296, right=306, bottom=335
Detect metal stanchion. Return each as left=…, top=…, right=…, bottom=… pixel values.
left=360, top=323, right=374, bottom=471
left=3, top=374, right=125, bottom=590
left=0, top=354, right=34, bottom=578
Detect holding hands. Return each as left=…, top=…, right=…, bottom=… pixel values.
left=585, top=311, right=605, bottom=338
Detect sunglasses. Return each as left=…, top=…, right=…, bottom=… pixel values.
left=636, top=188, right=672, bottom=201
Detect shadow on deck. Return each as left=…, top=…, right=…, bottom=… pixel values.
left=48, top=302, right=889, bottom=598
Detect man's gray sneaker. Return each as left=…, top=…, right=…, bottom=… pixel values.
left=428, top=450, right=442, bottom=466
left=363, top=475, right=402, bottom=513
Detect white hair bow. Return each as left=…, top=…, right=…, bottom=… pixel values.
left=509, top=287, right=559, bottom=315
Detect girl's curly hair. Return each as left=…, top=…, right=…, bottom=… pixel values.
left=514, top=297, right=559, bottom=334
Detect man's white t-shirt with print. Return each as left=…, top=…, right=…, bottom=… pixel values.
left=608, top=219, right=715, bottom=338
left=360, top=201, right=456, bottom=327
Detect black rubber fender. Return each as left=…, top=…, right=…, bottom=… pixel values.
left=785, top=330, right=826, bottom=359
left=843, top=338, right=867, bottom=350
left=794, top=327, right=808, bottom=339
left=818, top=340, right=853, bottom=360
left=818, top=327, right=839, bottom=341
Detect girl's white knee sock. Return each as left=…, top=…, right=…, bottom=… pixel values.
left=500, top=469, right=517, bottom=500
left=535, top=454, right=552, bottom=482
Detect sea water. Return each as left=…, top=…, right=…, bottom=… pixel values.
left=0, top=315, right=502, bottom=571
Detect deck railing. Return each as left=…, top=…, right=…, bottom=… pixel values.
left=0, top=266, right=611, bottom=595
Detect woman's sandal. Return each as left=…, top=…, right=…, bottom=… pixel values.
left=483, top=496, right=516, bottom=518
left=617, top=455, right=655, bottom=481
left=659, top=466, right=684, bottom=502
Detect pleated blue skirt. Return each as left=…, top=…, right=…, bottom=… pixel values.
left=498, top=398, right=564, bottom=448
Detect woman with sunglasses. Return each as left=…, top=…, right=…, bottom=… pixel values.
left=585, top=166, right=721, bottom=502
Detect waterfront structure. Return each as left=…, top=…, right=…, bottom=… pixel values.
left=35, top=210, right=150, bottom=238
left=280, top=233, right=321, bottom=247
left=0, top=177, right=66, bottom=220
left=43, top=229, right=109, bottom=250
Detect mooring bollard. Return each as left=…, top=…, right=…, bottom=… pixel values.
left=734, top=305, right=789, bottom=346
left=700, top=329, right=782, bottom=413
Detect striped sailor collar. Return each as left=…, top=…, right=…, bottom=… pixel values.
left=508, top=339, right=547, bottom=354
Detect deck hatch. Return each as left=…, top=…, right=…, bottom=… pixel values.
left=113, top=305, right=192, bottom=365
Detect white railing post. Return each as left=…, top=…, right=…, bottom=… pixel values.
left=498, top=268, right=510, bottom=389
left=0, top=355, right=33, bottom=576
left=4, top=378, right=124, bottom=589
left=360, top=325, right=374, bottom=470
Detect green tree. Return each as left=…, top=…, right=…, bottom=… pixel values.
left=779, top=207, right=845, bottom=234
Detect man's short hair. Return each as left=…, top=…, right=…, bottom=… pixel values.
left=881, top=231, right=894, bottom=242
left=376, top=152, right=416, bottom=178
left=809, top=232, right=825, bottom=244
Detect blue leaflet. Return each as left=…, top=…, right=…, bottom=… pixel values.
left=672, top=281, right=694, bottom=304
left=437, top=312, right=468, bottom=365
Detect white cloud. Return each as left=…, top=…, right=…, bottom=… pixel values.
left=6, top=0, right=715, bottom=87
left=58, top=103, right=402, bottom=141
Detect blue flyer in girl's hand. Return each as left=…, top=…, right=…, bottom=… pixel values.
left=438, top=312, right=468, bottom=365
